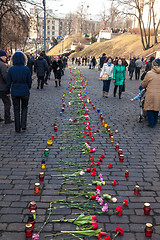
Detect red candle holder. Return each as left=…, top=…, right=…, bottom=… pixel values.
left=29, top=201, right=37, bottom=212
left=118, top=149, right=123, bottom=156
left=119, top=154, right=124, bottom=162
left=54, top=126, right=58, bottom=132
left=34, top=183, right=40, bottom=193
left=25, top=224, right=33, bottom=237
left=109, top=132, right=113, bottom=138
left=145, top=223, right=153, bottom=237
left=39, top=172, right=45, bottom=182
left=134, top=185, right=140, bottom=195
left=144, top=203, right=151, bottom=215
left=115, top=143, right=119, bottom=150
left=52, top=135, right=55, bottom=140
left=125, top=170, right=129, bottom=177
left=108, top=128, right=111, bottom=133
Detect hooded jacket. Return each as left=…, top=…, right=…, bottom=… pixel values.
left=0, top=58, right=8, bottom=91
left=34, top=56, right=48, bottom=77
left=142, top=66, right=160, bottom=111
left=5, top=52, right=32, bottom=96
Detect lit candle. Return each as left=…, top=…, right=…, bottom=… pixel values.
left=145, top=223, right=153, bottom=237
left=60, top=112, right=63, bottom=116
left=119, top=154, right=124, bottom=162
left=27, top=213, right=35, bottom=228
left=62, top=107, right=64, bottom=112
left=31, top=210, right=36, bottom=220
left=110, top=136, right=114, bottom=143
left=97, top=108, right=100, bottom=113
left=115, top=143, right=119, bottom=150
left=144, top=203, right=151, bottom=215
left=41, top=159, right=46, bottom=169
left=125, top=170, right=129, bottom=177
left=34, top=183, right=40, bottom=193
left=29, top=201, right=37, bottom=212
left=54, top=125, right=58, bottom=131
left=25, top=224, right=33, bottom=237
left=134, top=185, right=140, bottom=195
left=118, top=149, right=123, bottom=156
left=47, top=138, right=53, bottom=145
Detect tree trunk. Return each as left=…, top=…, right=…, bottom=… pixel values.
left=0, top=18, right=2, bottom=48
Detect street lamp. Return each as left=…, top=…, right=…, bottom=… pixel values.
left=43, top=0, right=46, bottom=52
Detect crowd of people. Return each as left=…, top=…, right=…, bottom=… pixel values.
left=0, top=49, right=67, bottom=133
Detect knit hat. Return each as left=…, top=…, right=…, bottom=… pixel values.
left=152, top=58, right=160, bottom=66
left=0, top=50, right=7, bottom=57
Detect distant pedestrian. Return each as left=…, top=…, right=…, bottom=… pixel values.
left=99, top=57, right=114, bottom=98
left=72, top=57, right=74, bottom=64
left=113, top=58, right=126, bottom=99
left=5, top=51, right=32, bottom=132
left=52, top=56, right=63, bottom=87
left=89, top=56, right=92, bottom=69
left=27, top=54, right=34, bottom=76
left=34, top=53, right=48, bottom=89
left=141, top=56, right=155, bottom=81
left=84, top=56, right=87, bottom=66
left=128, top=58, right=135, bottom=80
left=0, top=50, right=13, bottom=124
left=142, top=58, right=160, bottom=127
left=100, top=53, right=106, bottom=68
left=42, top=50, right=51, bottom=85
left=91, top=56, right=96, bottom=69
left=98, top=56, right=101, bottom=71
left=135, top=57, right=143, bottom=80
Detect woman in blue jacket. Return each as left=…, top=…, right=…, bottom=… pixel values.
left=5, top=52, right=32, bottom=132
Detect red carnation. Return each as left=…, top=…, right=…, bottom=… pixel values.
left=90, top=156, right=94, bottom=161
left=116, top=206, right=123, bottom=216
left=97, top=161, right=101, bottom=166
left=73, top=119, right=77, bottom=122
left=91, top=195, right=97, bottom=200
left=108, top=163, right=112, bottom=168
left=112, top=180, right=117, bottom=186
left=88, top=126, right=91, bottom=130
left=98, top=232, right=107, bottom=239
left=90, top=161, right=95, bottom=166
left=123, top=199, right=128, bottom=206
left=85, top=140, right=89, bottom=144
left=96, top=185, right=101, bottom=191
left=83, top=135, right=86, bottom=138
left=99, top=157, right=103, bottom=161
left=101, top=154, right=105, bottom=158
left=91, top=216, right=97, bottom=220
left=91, top=222, right=98, bottom=229
left=90, top=149, right=94, bottom=153
left=91, top=170, right=96, bottom=176
left=115, top=226, right=124, bottom=235
left=84, top=130, right=87, bottom=134
left=86, top=168, right=91, bottom=172
left=93, top=167, right=96, bottom=171
left=104, top=236, right=111, bottom=240
left=91, top=137, right=95, bottom=141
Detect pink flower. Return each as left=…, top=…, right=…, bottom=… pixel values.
left=101, top=203, right=108, bottom=212
left=115, top=129, right=119, bottom=133
left=99, top=173, right=103, bottom=178
left=32, top=234, right=39, bottom=240
left=97, top=189, right=101, bottom=195
left=100, top=178, right=103, bottom=182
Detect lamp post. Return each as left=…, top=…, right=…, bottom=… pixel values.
left=43, top=0, right=46, bottom=52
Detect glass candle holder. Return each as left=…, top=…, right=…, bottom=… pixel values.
left=118, top=149, right=123, bottom=156
left=41, top=159, right=46, bottom=169
left=145, top=223, right=153, bottom=237
left=97, top=109, right=100, bottom=113
left=52, top=135, right=55, bottom=140
left=110, top=136, right=114, bottom=143
left=31, top=210, right=36, bottom=220
left=109, top=132, right=113, bottom=137
left=62, top=107, right=64, bottom=112
left=115, top=143, right=119, bottom=150
left=104, top=123, right=108, bottom=128
left=25, top=223, right=33, bottom=238
left=47, top=138, right=53, bottom=146
left=125, top=170, right=129, bottom=177
left=56, top=117, right=59, bottom=122
left=39, top=172, right=44, bottom=182
left=134, top=185, right=140, bottom=195
left=60, top=112, right=63, bottom=116
left=102, top=120, right=105, bottom=126
left=108, top=128, right=111, bottom=133
left=44, top=148, right=49, bottom=157
left=29, top=201, right=37, bottom=212
left=63, top=103, right=65, bottom=107
left=119, top=154, right=124, bottom=162
left=144, top=203, right=151, bottom=215
left=27, top=213, right=35, bottom=228
left=34, top=183, right=40, bottom=193
left=93, top=106, right=95, bottom=110
left=54, top=126, right=58, bottom=132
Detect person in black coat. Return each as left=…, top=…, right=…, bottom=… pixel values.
left=100, top=53, right=106, bottom=68
left=91, top=56, right=96, bottom=69
left=34, top=53, right=48, bottom=89
left=52, top=56, right=63, bottom=87
left=27, top=54, right=34, bottom=76
left=5, top=51, right=32, bottom=132
left=128, top=58, right=135, bottom=80
left=42, top=50, right=51, bottom=85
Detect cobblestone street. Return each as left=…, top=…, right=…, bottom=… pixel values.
left=0, top=65, right=160, bottom=240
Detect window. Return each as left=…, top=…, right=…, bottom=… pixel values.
left=47, top=20, right=50, bottom=23
left=52, top=20, right=55, bottom=24
left=47, top=31, right=50, bottom=35
left=52, top=31, right=54, bottom=35
left=52, top=26, right=55, bottom=30
left=47, top=26, right=50, bottom=29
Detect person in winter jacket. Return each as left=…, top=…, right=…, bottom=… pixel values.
left=142, top=58, right=160, bottom=127
left=52, top=56, right=63, bottom=87
left=128, top=58, right=136, bottom=80
left=135, top=57, right=143, bottom=80
left=5, top=51, right=32, bottom=132
left=99, top=57, right=114, bottom=98
left=100, top=53, right=106, bottom=68
left=91, top=56, right=96, bottom=69
left=113, top=58, right=126, bottom=99
left=27, top=54, right=34, bottom=76
left=42, top=50, right=51, bottom=85
left=145, top=56, right=155, bottom=72
left=0, top=50, right=13, bottom=124
left=34, top=53, right=48, bottom=89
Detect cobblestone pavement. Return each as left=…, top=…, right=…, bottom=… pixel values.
left=0, top=64, right=160, bottom=240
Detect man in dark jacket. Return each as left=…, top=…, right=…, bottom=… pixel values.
left=34, top=53, right=48, bottom=89
left=0, top=50, right=13, bottom=124
left=100, top=53, right=106, bottom=68
left=42, top=50, right=51, bottom=85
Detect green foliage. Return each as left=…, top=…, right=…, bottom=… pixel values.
left=90, top=36, right=97, bottom=44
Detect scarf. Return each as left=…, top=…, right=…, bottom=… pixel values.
left=107, top=62, right=112, bottom=66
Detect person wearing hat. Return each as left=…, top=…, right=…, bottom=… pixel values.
left=142, top=58, right=160, bottom=127
left=0, top=50, right=13, bottom=124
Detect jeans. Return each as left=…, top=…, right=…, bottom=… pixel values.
left=147, top=110, right=159, bottom=127
left=37, top=76, right=44, bottom=89
left=0, top=91, right=11, bottom=123
left=114, top=85, right=123, bottom=98
left=129, top=71, right=134, bottom=80
left=103, top=80, right=111, bottom=92
left=135, top=67, right=141, bottom=80
left=12, top=96, right=29, bottom=131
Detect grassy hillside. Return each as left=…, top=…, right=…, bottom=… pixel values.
left=70, top=33, right=160, bottom=59
left=47, top=37, right=74, bottom=56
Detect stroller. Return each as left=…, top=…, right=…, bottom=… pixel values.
left=139, top=89, right=147, bottom=122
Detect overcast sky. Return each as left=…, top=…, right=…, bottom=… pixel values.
left=27, top=0, right=112, bottom=20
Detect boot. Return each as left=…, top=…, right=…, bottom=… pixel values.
left=105, top=92, right=108, bottom=98
left=59, top=81, right=61, bottom=86
left=55, top=81, right=57, bottom=87
left=102, top=91, right=105, bottom=97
